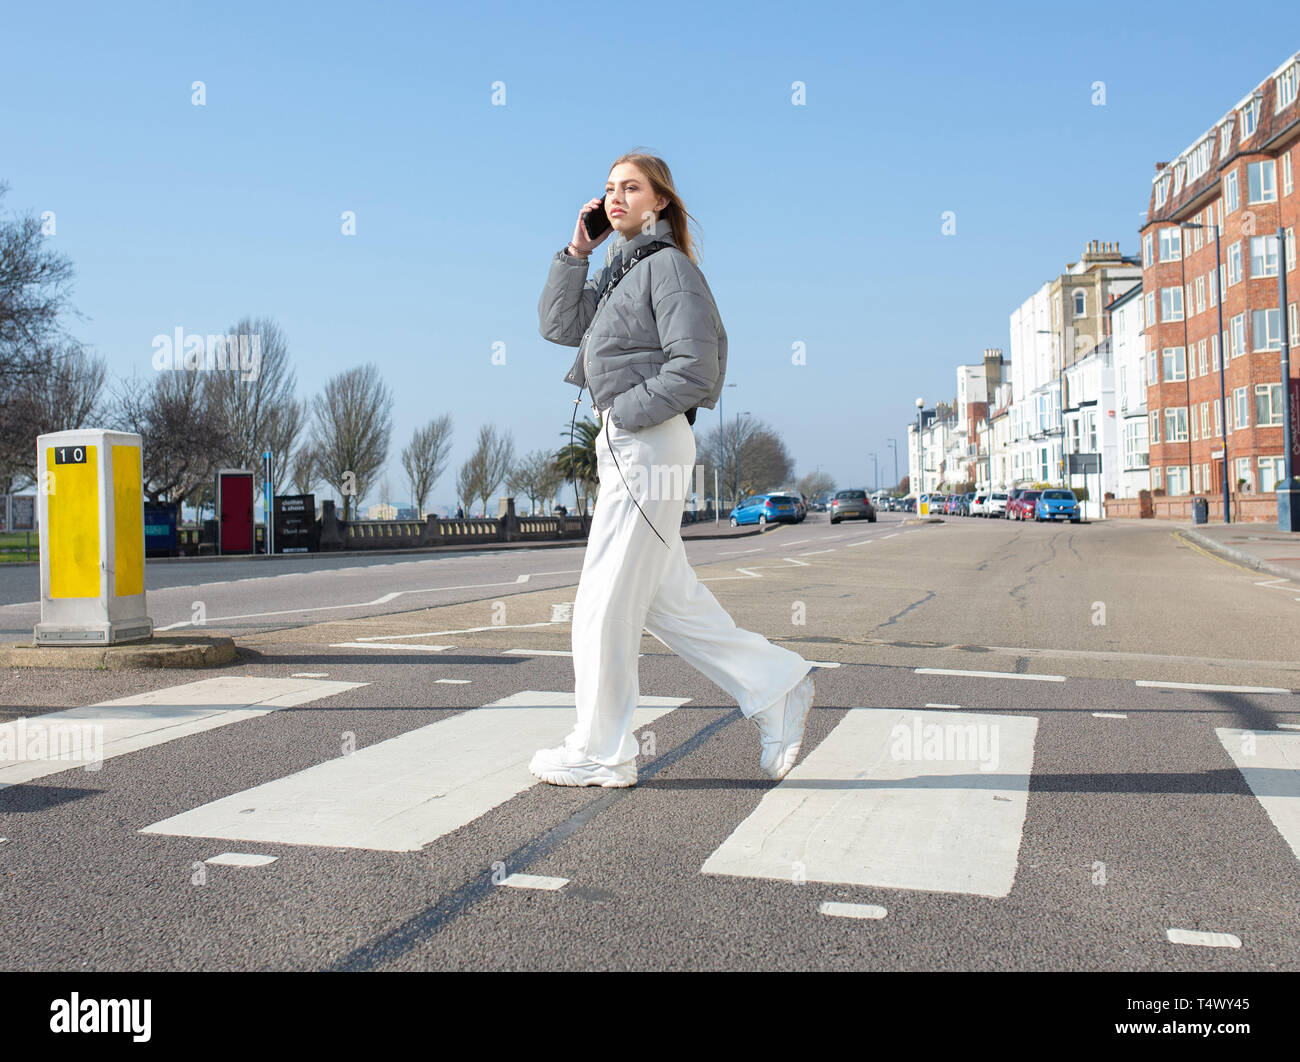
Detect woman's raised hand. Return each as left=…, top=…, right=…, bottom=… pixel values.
left=570, top=198, right=612, bottom=256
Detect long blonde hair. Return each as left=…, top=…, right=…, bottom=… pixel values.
left=608, top=150, right=701, bottom=265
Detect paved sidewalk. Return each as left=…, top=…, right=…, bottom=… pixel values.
left=1178, top=521, right=1300, bottom=581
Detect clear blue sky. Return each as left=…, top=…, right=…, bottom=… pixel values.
left=4, top=0, right=1298, bottom=512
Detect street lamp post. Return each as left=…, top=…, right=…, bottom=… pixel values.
left=718, top=382, right=737, bottom=517
left=915, top=397, right=925, bottom=495
left=887, top=438, right=899, bottom=493
left=1180, top=220, right=1229, bottom=522
left=735, top=411, right=751, bottom=507
left=869, top=453, right=878, bottom=493
left=1277, top=224, right=1298, bottom=531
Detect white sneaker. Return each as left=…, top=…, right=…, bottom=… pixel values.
left=528, top=745, right=637, bottom=788
left=752, top=674, right=815, bottom=780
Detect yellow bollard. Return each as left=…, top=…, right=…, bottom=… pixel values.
left=34, top=430, right=154, bottom=646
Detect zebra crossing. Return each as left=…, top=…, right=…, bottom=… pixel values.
left=3, top=676, right=1300, bottom=904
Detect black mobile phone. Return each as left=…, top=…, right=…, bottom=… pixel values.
left=583, top=194, right=611, bottom=240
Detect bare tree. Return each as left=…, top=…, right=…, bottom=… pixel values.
left=796, top=469, right=836, bottom=499
left=468, top=424, right=515, bottom=518
left=0, top=339, right=106, bottom=490
left=108, top=368, right=228, bottom=504
left=310, top=364, right=392, bottom=522
left=289, top=444, right=318, bottom=496
left=0, top=182, right=80, bottom=376
left=401, top=414, right=453, bottom=518
left=205, top=316, right=303, bottom=498
left=456, top=449, right=487, bottom=516
left=737, top=428, right=795, bottom=497
left=507, top=448, right=564, bottom=515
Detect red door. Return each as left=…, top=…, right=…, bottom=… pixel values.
left=220, top=473, right=254, bottom=553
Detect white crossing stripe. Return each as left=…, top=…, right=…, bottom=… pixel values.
left=1166, top=928, right=1242, bottom=948
left=1216, top=727, right=1300, bottom=862
left=291, top=673, right=329, bottom=678
left=917, top=668, right=1066, bottom=682
left=435, top=679, right=472, bottom=684
left=1092, top=712, right=1127, bottom=719
left=204, top=853, right=278, bottom=867
left=139, top=691, right=683, bottom=852
left=926, top=703, right=961, bottom=709
left=329, top=642, right=454, bottom=652
left=0, top=677, right=366, bottom=791
left=701, top=708, right=1039, bottom=898
left=498, top=873, right=568, bottom=890
left=1137, top=680, right=1290, bottom=694
left=819, top=902, right=887, bottom=920
left=1280, top=724, right=1300, bottom=731
left=503, top=649, right=644, bottom=658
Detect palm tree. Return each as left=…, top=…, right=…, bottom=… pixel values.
left=556, top=415, right=600, bottom=528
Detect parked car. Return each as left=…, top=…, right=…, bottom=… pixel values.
left=729, top=493, right=800, bottom=527
left=986, top=491, right=1008, bottom=517
left=1035, top=489, right=1081, bottom=522
left=945, top=494, right=963, bottom=516
left=1008, top=489, right=1042, bottom=520
left=809, top=492, right=833, bottom=512
left=771, top=492, right=807, bottom=522
left=970, top=492, right=989, bottom=516
left=830, top=489, right=877, bottom=524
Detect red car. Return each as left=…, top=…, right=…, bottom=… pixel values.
left=1007, top=489, right=1042, bottom=521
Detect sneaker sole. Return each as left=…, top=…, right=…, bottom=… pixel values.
left=529, top=767, right=637, bottom=788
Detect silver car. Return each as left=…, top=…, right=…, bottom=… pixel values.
left=830, top=489, right=877, bottom=525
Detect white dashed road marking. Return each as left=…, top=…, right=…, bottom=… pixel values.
left=1137, top=680, right=1290, bottom=694
left=819, top=902, right=887, bottom=920
left=498, top=874, right=569, bottom=890
left=917, top=668, right=1066, bottom=682
left=1216, top=727, right=1300, bottom=862
left=204, top=853, right=278, bottom=867
left=1166, top=928, right=1242, bottom=948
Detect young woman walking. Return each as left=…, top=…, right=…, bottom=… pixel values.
left=531, top=152, right=815, bottom=788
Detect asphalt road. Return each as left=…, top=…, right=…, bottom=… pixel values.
left=2, top=511, right=1298, bottom=971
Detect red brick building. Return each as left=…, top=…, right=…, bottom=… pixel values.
left=1140, top=51, right=1299, bottom=517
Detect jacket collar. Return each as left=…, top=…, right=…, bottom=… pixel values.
left=609, top=215, right=676, bottom=261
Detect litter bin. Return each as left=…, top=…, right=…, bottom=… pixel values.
left=1192, top=496, right=1209, bottom=524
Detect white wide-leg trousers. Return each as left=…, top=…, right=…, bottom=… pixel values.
left=566, top=407, right=812, bottom=766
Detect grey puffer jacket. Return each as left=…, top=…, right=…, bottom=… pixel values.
left=538, top=216, right=727, bottom=432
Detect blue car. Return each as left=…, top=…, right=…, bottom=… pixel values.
left=729, top=493, right=800, bottom=528
left=1034, top=489, right=1081, bottom=523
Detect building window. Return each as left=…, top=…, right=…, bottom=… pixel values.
left=1240, top=98, right=1259, bottom=139
left=1164, top=407, right=1188, bottom=442
left=1260, top=456, right=1285, bottom=492
left=1145, top=291, right=1156, bottom=324
left=1253, top=308, right=1282, bottom=351
left=1286, top=227, right=1296, bottom=271
left=1247, top=160, right=1277, bottom=204
left=1143, top=232, right=1154, bottom=267
left=1159, top=228, right=1182, bottom=261
left=1224, top=169, right=1240, bottom=213
left=1291, top=303, right=1300, bottom=347
left=1150, top=409, right=1161, bottom=444
left=1235, top=457, right=1253, bottom=490
left=1214, top=398, right=1222, bottom=436
left=1147, top=347, right=1158, bottom=384
left=1125, top=419, right=1149, bottom=469
left=1251, top=234, right=1280, bottom=277
left=1167, top=466, right=1190, bottom=495
left=1235, top=386, right=1249, bottom=430
left=1161, top=287, right=1184, bottom=321
left=1220, top=119, right=1234, bottom=156
left=1162, top=347, right=1186, bottom=381
left=1154, top=175, right=1170, bottom=209
left=1152, top=466, right=1163, bottom=490
left=1277, top=64, right=1299, bottom=112
left=1074, top=290, right=1086, bottom=316
left=1193, top=463, right=1202, bottom=491
left=1285, top=151, right=1295, bottom=196
left=1230, top=313, right=1246, bottom=357
left=1195, top=275, right=1206, bottom=314
left=1211, top=333, right=1220, bottom=370
left=1198, top=338, right=1208, bottom=376
left=1189, top=137, right=1213, bottom=182
left=1227, top=241, right=1243, bottom=284
left=1200, top=402, right=1210, bottom=438
left=1209, top=267, right=1218, bottom=308
left=1255, top=382, right=1284, bottom=425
